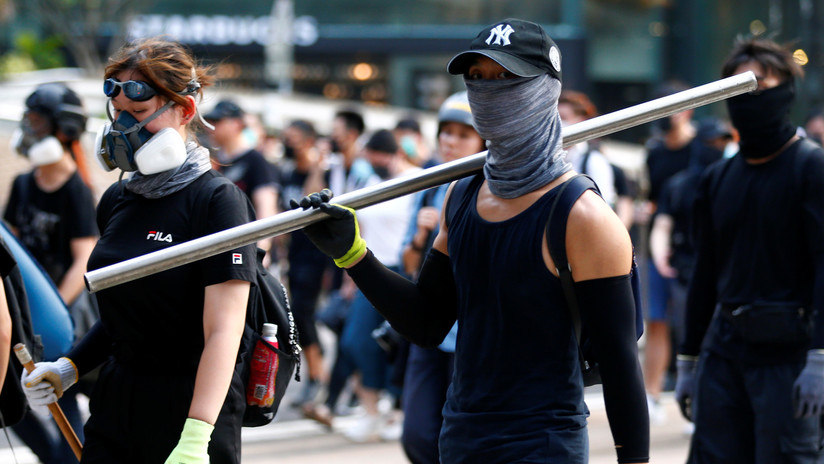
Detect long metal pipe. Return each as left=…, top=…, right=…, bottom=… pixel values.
left=86, top=71, right=756, bottom=292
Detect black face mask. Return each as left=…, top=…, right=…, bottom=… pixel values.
left=372, top=165, right=391, bottom=180
left=282, top=143, right=295, bottom=159
left=329, top=139, right=341, bottom=154
left=726, top=81, right=796, bottom=160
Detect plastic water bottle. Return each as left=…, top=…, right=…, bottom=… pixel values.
left=247, top=323, right=279, bottom=407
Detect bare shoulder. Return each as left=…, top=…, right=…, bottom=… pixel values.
left=566, top=190, right=632, bottom=281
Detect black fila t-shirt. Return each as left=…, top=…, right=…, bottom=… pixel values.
left=88, top=171, right=256, bottom=359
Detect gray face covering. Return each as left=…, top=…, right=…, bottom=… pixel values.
left=125, top=141, right=212, bottom=199
left=465, top=74, right=570, bottom=199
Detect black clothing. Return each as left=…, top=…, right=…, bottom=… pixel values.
left=81, top=360, right=244, bottom=464
left=0, top=239, right=12, bottom=277
left=3, top=171, right=97, bottom=285
left=645, top=137, right=698, bottom=207
left=682, top=138, right=824, bottom=357
left=77, top=170, right=256, bottom=463
left=217, top=148, right=279, bottom=200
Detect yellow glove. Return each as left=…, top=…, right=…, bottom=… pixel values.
left=164, top=418, right=214, bottom=464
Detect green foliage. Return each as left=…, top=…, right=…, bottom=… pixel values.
left=15, top=31, right=65, bottom=69
left=0, top=31, right=66, bottom=78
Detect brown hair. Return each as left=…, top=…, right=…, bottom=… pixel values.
left=105, top=37, right=214, bottom=128
left=558, top=90, right=599, bottom=120
left=721, top=36, right=804, bottom=81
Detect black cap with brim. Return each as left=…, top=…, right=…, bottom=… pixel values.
left=446, top=18, right=562, bottom=81
left=447, top=49, right=546, bottom=78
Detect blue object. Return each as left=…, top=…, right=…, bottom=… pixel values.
left=0, top=221, right=74, bottom=360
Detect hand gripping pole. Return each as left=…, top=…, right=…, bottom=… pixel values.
left=85, top=71, right=757, bottom=293
left=13, top=343, right=83, bottom=461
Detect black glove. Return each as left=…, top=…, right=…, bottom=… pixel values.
left=290, top=189, right=367, bottom=268
left=675, top=355, right=697, bottom=421
left=793, top=350, right=824, bottom=418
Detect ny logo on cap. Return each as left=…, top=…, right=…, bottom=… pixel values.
left=485, top=24, right=515, bottom=46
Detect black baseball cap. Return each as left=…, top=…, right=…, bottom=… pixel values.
left=447, top=18, right=562, bottom=81
left=204, top=100, right=244, bottom=121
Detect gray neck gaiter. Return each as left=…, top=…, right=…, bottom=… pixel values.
left=126, top=141, right=212, bottom=199
left=465, top=74, right=570, bottom=199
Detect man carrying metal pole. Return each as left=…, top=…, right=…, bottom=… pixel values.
left=294, top=18, right=648, bottom=463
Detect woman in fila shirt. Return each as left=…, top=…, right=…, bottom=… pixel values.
left=20, top=37, right=257, bottom=464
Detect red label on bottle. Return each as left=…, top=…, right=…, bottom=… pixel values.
left=246, top=338, right=279, bottom=407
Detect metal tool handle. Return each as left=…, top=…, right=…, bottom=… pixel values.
left=85, top=71, right=757, bottom=293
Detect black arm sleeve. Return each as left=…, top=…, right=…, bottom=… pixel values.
left=66, top=321, right=113, bottom=377
left=680, top=173, right=717, bottom=356
left=575, top=275, right=649, bottom=464
left=346, top=248, right=457, bottom=348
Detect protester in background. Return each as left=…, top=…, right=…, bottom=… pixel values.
left=394, top=117, right=432, bottom=168
left=399, top=91, right=484, bottom=464
left=333, top=129, right=419, bottom=442
left=206, top=99, right=280, bottom=264
left=20, top=37, right=257, bottom=464
left=4, top=82, right=97, bottom=464
left=305, top=109, right=373, bottom=196
left=804, top=107, right=824, bottom=146
left=648, top=117, right=730, bottom=427
left=278, top=120, right=332, bottom=413
left=641, top=80, right=699, bottom=423
left=557, top=90, right=616, bottom=207
left=295, top=18, right=648, bottom=463
left=676, top=37, right=824, bottom=462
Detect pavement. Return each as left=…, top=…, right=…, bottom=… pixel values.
left=0, top=390, right=692, bottom=463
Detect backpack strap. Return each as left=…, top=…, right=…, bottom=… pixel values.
left=545, top=175, right=601, bottom=370
left=444, top=174, right=483, bottom=230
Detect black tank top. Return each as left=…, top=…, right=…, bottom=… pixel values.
left=441, top=174, right=587, bottom=462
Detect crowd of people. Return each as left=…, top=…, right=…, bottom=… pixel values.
left=0, top=17, right=823, bottom=464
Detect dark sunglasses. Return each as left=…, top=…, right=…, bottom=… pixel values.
left=103, top=78, right=157, bottom=102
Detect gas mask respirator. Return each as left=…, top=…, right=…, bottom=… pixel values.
left=10, top=119, right=64, bottom=167
left=94, top=101, right=187, bottom=175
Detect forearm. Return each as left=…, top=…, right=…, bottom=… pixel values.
left=575, top=275, right=649, bottom=463
left=58, top=261, right=88, bottom=306
left=189, top=328, right=243, bottom=424
left=60, top=236, right=96, bottom=305
left=401, top=245, right=423, bottom=276
left=67, top=321, right=113, bottom=376
left=347, top=249, right=457, bottom=348
left=192, top=280, right=249, bottom=424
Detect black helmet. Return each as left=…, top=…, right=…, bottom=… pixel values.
left=24, top=83, right=87, bottom=141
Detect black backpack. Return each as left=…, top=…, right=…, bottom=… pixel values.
left=544, top=174, right=644, bottom=386
left=0, top=227, right=43, bottom=428
left=96, top=175, right=302, bottom=427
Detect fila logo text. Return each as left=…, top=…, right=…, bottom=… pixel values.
left=485, top=24, right=515, bottom=46
left=146, top=231, right=173, bottom=242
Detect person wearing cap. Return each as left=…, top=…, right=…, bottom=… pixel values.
left=292, top=18, right=648, bottom=463
left=676, top=37, right=824, bottom=463
left=398, top=91, right=485, bottom=464
left=4, top=82, right=98, bottom=464
left=206, top=99, right=280, bottom=264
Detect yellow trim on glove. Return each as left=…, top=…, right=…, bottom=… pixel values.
left=333, top=206, right=368, bottom=268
